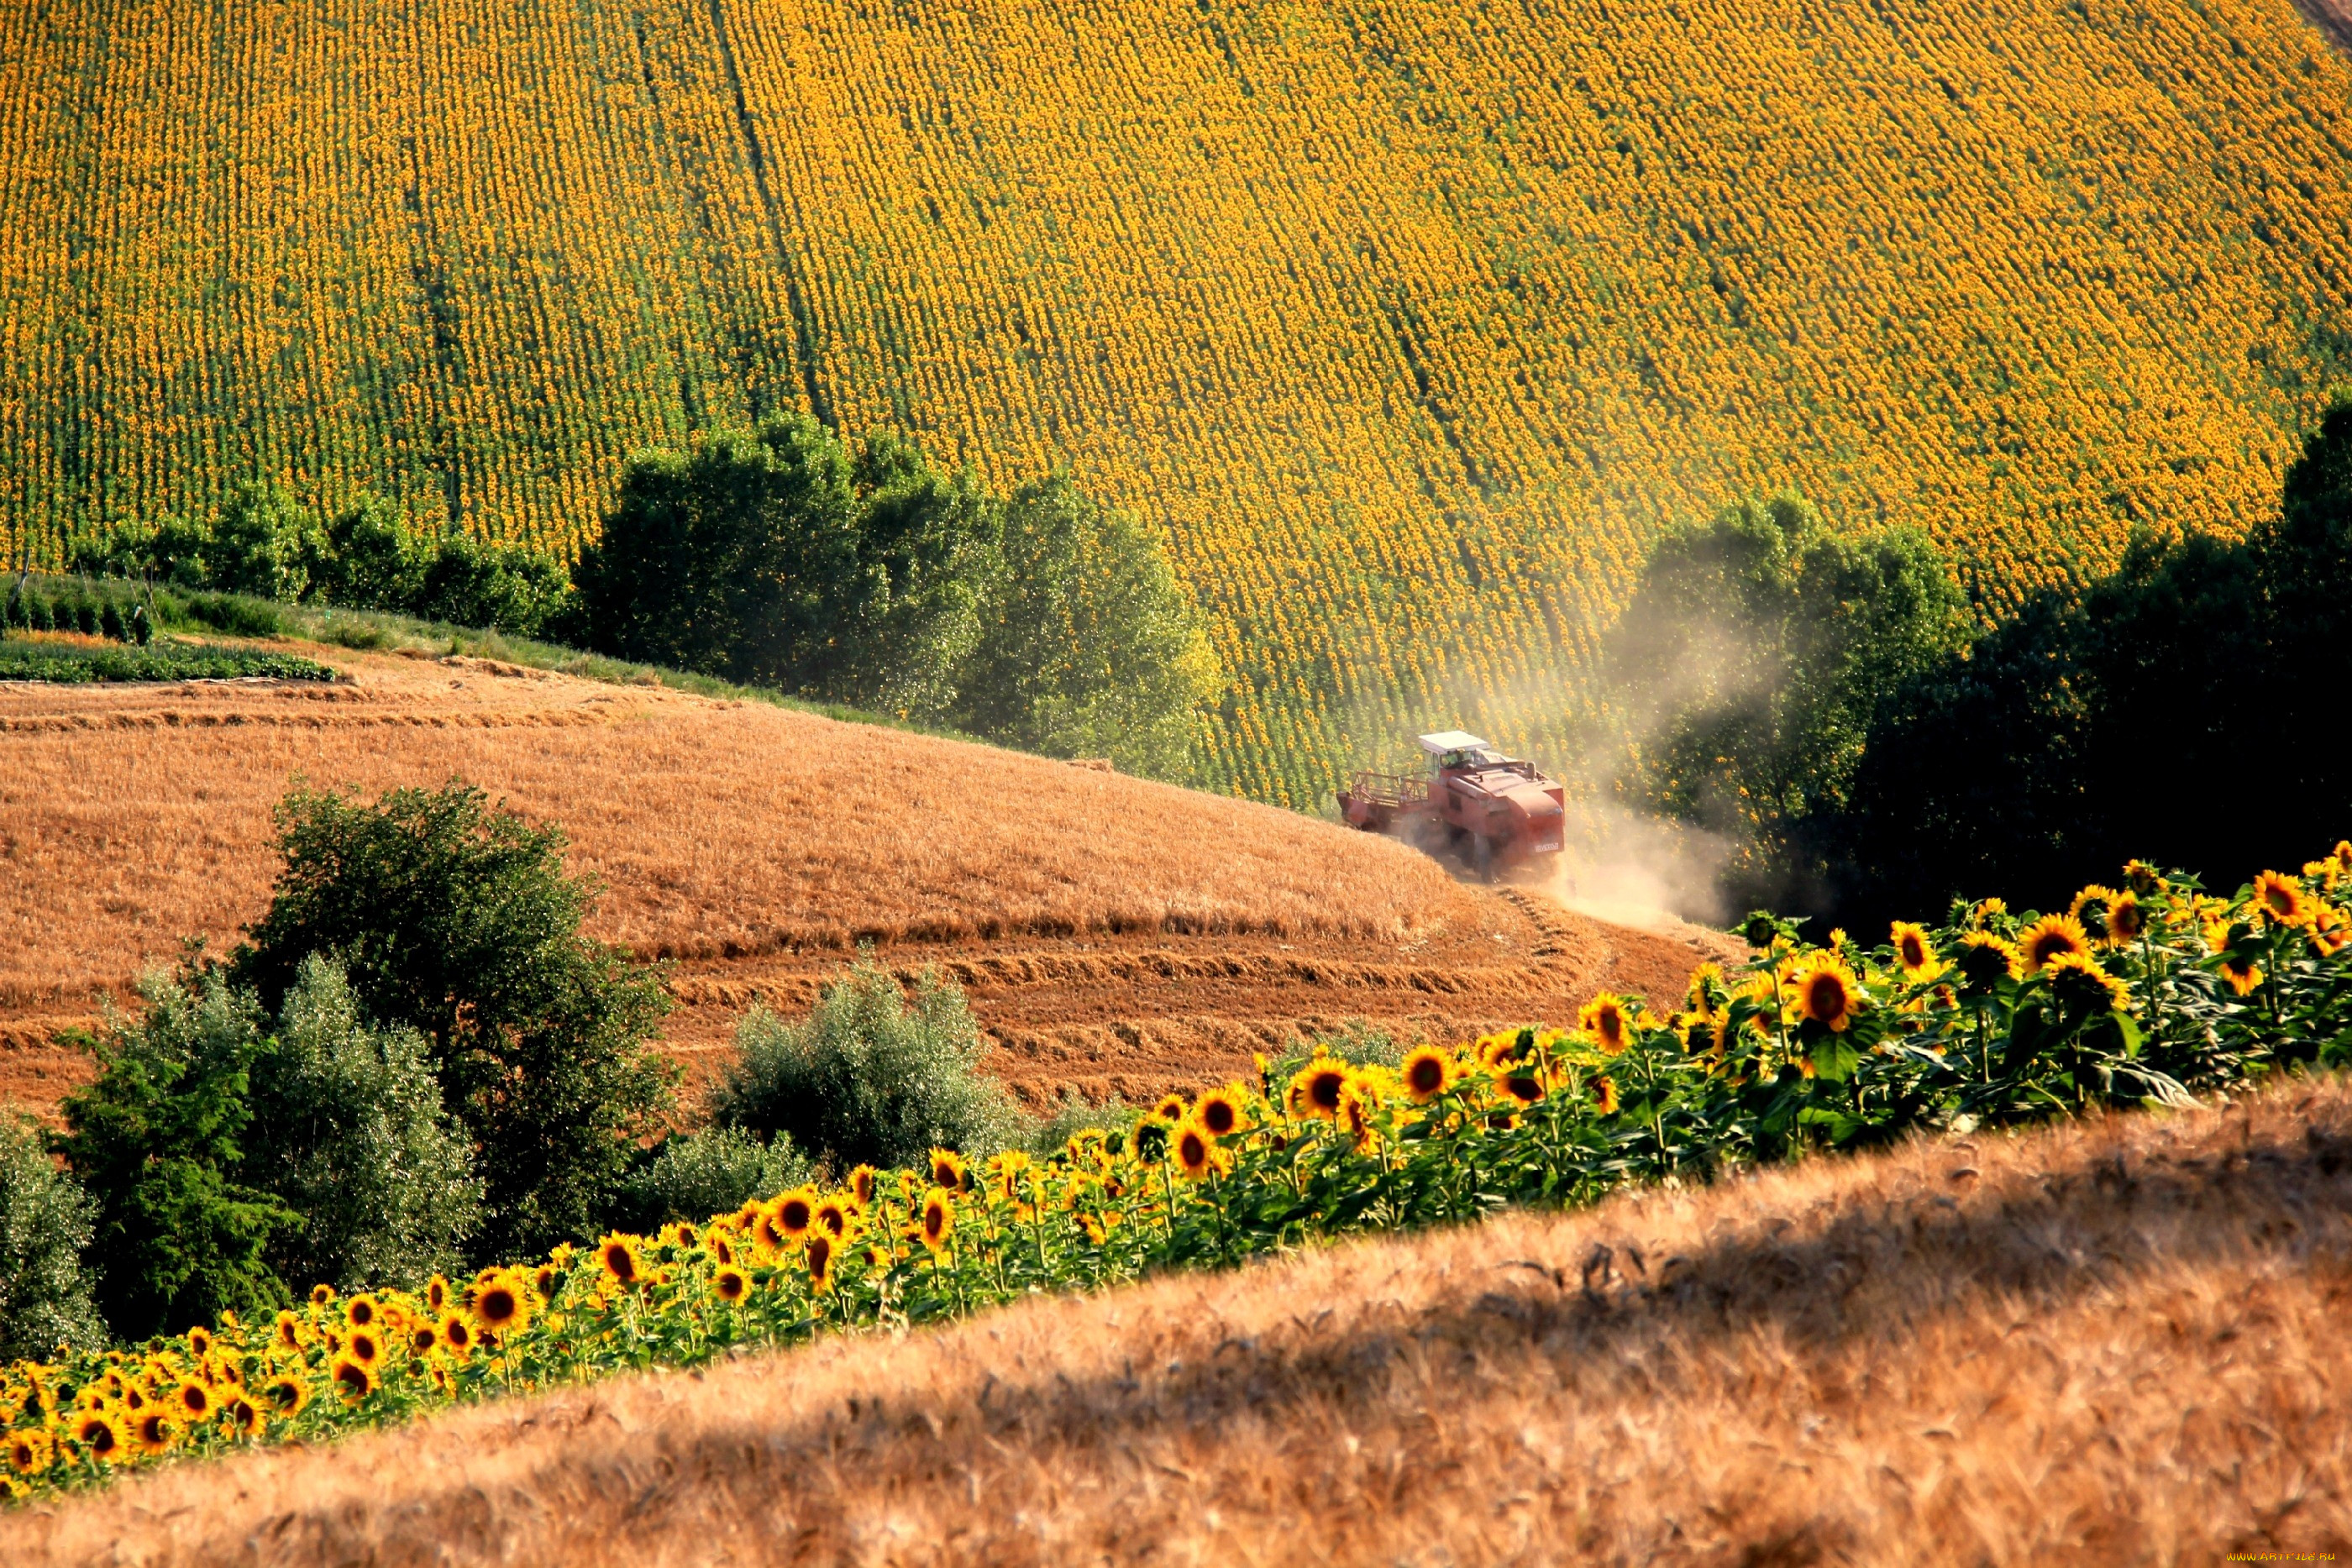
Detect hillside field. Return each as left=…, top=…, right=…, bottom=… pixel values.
left=6, top=1071, right=2347, bottom=1563
left=7, top=0, right=2352, bottom=803
left=0, top=642, right=1728, bottom=1117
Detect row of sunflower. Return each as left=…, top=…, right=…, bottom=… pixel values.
left=8, top=842, right=2352, bottom=1502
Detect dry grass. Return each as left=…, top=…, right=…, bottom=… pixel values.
left=0, top=643, right=1730, bottom=1115
left=12, top=1077, right=2349, bottom=1565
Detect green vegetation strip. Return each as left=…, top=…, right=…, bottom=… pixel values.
left=8, top=844, right=2352, bottom=1500
left=0, top=639, right=336, bottom=684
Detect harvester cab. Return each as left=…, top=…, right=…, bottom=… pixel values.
left=1336, top=731, right=1567, bottom=880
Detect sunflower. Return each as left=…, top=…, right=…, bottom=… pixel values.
left=438, top=1314, right=476, bottom=1357
left=1172, top=1120, right=1218, bottom=1179
left=2108, top=891, right=2147, bottom=945
left=2312, top=909, right=2351, bottom=959
left=272, top=1309, right=305, bottom=1350
left=186, top=1324, right=214, bottom=1357
left=472, top=1272, right=530, bottom=1334
left=1955, top=932, right=2023, bottom=995
left=1194, top=1086, right=1247, bottom=1136
left=2124, top=858, right=2161, bottom=895
left=1399, top=1045, right=1456, bottom=1104
left=1888, top=921, right=1942, bottom=981
left=344, top=1293, right=379, bottom=1329
left=424, top=1273, right=450, bottom=1313
left=596, top=1235, right=646, bottom=1289
left=2252, top=871, right=2315, bottom=929
left=712, top=1266, right=751, bottom=1304
left=72, top=1411, right=126, bottom=1463
left=260, top=1374, right=309, bottom=1417
left=1787, top=955, right=1861, bottom=1032
left=1474, top=1032, right=1524, bottom=1071
left=343, top=1328, right=382, bottom=1367
left=1289, top=1058, right=1351, bottom=1120
left=1578, top=994, right=1632, bottom=1055
left=173, top=1380, right=215, bottom=1420
left=1685, top=962, right=1727, bottom=1015
left=129, top=1408, right=178, bottom=1456
left=309, top=1283, right=336, bottom=1308
left=1593, top=1074, right=1620, bottom=1116
left=328, top=1356, right=378, bottom=1403
left=2045, top=952, right=2129, bottom=1015
left=2066, top=886, right=2123, bottom=945
left=2018, top=914, right=2092, bottom=973
left=848, top=1164, right=879, bottom=1209
left=532, top=1262, right=560, bottom=1299
left=928, top=1150, right=969, bottom=1193
left=1079, top=1212, right=1108, bottom=1246
left=2336, top=841, right=2352, bottom=876
left=6, top=1428, right=53, bottom=1476
left=1152, top=1093, right=1188, bottom=1123
left=705, top=1231, right=738, bottom=1267
left=814, top=1196, right=853, bottom=1238
left=919, top=1188, right=955, bottom=1253
left=805, top=1233, right=835, bottom=1290
left=2218, top=950, right=2265, bottom=996
left=409, top=1322, right=440, bottom=1356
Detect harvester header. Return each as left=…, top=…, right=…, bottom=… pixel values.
left=1337, top=732, right=1566, bottom=879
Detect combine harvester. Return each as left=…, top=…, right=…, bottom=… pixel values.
left=1337, top=731, right=1566, bottom=881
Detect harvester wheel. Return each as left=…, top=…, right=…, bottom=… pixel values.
left=1472, top=834, right=1494, bottom=883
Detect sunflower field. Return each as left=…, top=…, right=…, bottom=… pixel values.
left=7, top=0, right=2352, bottom=801
left=8, top=842, right=2352, bottom=1501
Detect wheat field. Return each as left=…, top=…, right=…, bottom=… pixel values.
left=6, top=0, right=2351, bottom=802
left=0, top=643, right=1727, bottom=1114
left=7, top=1072, right=2345, bottom=1564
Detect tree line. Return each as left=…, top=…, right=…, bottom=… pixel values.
left=1604, top=396, right=2352, bottom=928
left=66, top=415, right=1221, bottom=780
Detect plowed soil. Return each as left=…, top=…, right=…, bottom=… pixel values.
left=0, top=643, right=1733, bottom=1117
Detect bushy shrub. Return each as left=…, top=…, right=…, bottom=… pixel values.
left=611, top=1126, right=809, bottom=1234
left=50, top=969, right=297, bottom=1340
left=0, top=1109, right=105, bottom=1361
left=711, top=960, right=1021, bottom=1172
left=230, top=781, right=675, bottom=1261
left=244, top=957, right=483, bottom=1293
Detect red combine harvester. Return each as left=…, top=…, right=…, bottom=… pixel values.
left=1336, top=731, right=1567, bottom=880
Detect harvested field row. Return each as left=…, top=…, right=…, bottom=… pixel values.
left=13, top=1075, right=2347, bottom=1565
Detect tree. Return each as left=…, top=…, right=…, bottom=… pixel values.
left=0, top=1109, right=105, bottom=1360
left=312, top=494, right=428, bottom=611
left=1604, top=495, right=1969, bottom=910
left=50, top=969, right=296, bottom=1340
left=412, top=528, right=568, bottom=635
left=230, top=782, right=675, bottom=1261
left=570, top=415, right=997, bottom=716
left=951, top=475, right=1221, bottom=779
left=207, top=480, right=323, bottom=602
left=243, top=957, right=483, bottom=1293
left=710, top=959, right=1022, bottom=1172
left=1829, top=396, right=2352, bottom=922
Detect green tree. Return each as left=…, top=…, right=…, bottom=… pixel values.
left=611, top=1125, right=809, bottom=1234
left=207, top=480, right=322, bottom=602
left=0, top=1108, right=105, bottom=1359
left=570, top=416, right=996, bottom=716
left=710, top=959, right=1021, bottom=1172
left=1604, top=494, right=1970, bottom=909
left=244, top=957, right=483, bottom=1293
left=413, top=528, right=568, bottom=634
left=312, top=494, right=428, bottom=611
left=50, top=969, right=296, bottom=1340
left=1831, top=395, right=2352, bottom=921
left=230, top=781, right=675, bottom=1261
left=951, top=475, right=1221, bottom=779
